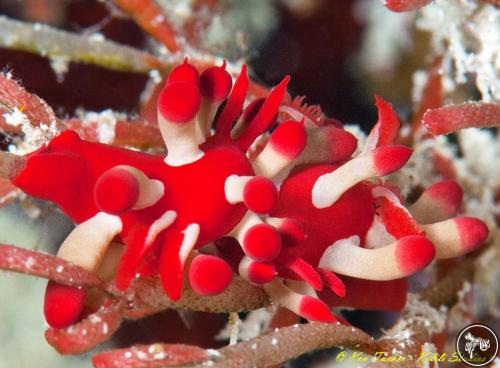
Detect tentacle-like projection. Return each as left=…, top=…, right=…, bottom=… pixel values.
left=264, top=279, right=336, bottom=323
left=292, top=126, right=358, bottom=168
left=236, top=76, right=290, bottom=151
left=198, top=61, right=232, bottom=138
left=409, top=180, right=463, bottom=224
left=317, top=268, right=346, bottom=297
left=252, top=120, right=307, bottom=178
left=318, top=235, right=435, bottom=281
left=44, top=212, right=122, bottom=328
left=312, top=145, right=412, bottom=208
left=160, top=224, right=200, bottom=300
left=214, top=65, right=248, bottom=139
left=276, top=249, right=323, bottom=291
left=115, top=211, right=177, bottom=290
left=421, top=217, right=488, bottom=259
left=157, top=81, right=203, bottom=166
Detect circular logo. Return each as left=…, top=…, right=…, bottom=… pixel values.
left=456, top=324, right=498, bottom=367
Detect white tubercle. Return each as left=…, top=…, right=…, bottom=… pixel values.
left=145, top=210, right=177, bottom=246
left=312, top=153, right=373, bottom=209
left=224, top=175, right=252, bottom=204
left=158, top=114, right=204, bottom=167
left=179, top=223, right=200, bottom=264
left=57, top=212, right=122, bottom=272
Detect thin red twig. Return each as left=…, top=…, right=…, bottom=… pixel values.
left=423, top=102, right=500, bottom=135
left=384, top=0, right=433, bottom=12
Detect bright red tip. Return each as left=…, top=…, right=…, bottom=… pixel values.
left=324, top=127, right=358, bottom=162
left=44, top=281, right=86, bottom=329
left=373, top=95, right=400, bottom=146
left=215, top=64, right=248, bottom=138
left=158, top=82, right=201, bottom=123
left=395, top=236, right=435, bottom=275
left=373, top=145, right=413, bottom=176
left=247, top=261, right=277, bottom=284
left=455, top=217, right=489, bottom=253
left=277, top=250, right=323, bottom=291
left=236, top=76, right=289, bottom=151
left=243, top=224, right=282, bottom=262
left=243, top=177, right=278, bottom=214
left=94, top=167, right=139, bottom=215
left=269, top=120, right=307, bottom=159
left=200, top=64, right=233, bottom=102
left=167, top=59, right=200, bottom=86
left=317, top=268, right=346, bottom=297
left=426, top=180, right=463, bottom=215
left=299, top=296, right=336, bottom=322
left=188, top=255, right=233, bottom=296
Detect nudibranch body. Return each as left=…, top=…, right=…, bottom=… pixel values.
left=9, top=60, right=488, bottom=329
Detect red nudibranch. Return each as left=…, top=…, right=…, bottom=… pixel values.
left=10, top=59, right=488, bottom=329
